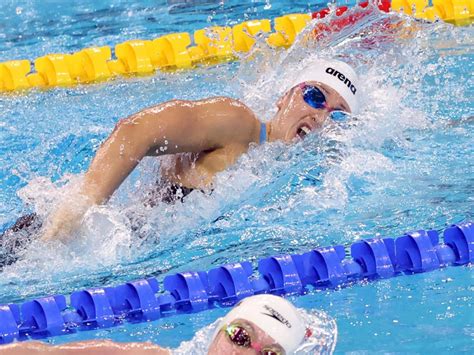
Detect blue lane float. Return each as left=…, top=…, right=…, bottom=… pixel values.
left=1, top=221, right=473, bottom=345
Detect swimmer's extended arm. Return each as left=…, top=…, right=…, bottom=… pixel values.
left=41, top=98, right=257, bottom=241
left=0, top=340, right=170, bottom=355
left=81, top=97, right=258, bottom=205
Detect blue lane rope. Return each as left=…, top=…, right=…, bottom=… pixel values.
left=0, top=221, right=473, bottom=344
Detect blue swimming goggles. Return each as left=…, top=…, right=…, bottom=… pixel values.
left=300, top=84, right=349, bottom=121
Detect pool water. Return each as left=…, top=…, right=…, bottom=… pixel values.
left=1, top=0, right=473, bottom=353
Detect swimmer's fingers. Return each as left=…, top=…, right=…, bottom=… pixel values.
left=0, top=341, right=49, bottom=354
left=40, top=223, right=60, bottom=242
left=0, top=340, right=170, bottom=354
left=40, top=195, right=95, bottom=242
left=40, top=222, right=66, bottom=242
left=40, top=209, right=80, bottom=242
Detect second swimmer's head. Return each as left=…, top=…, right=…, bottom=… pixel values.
left=208, top=294, right=307, bottom=354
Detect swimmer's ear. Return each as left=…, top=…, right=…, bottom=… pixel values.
left=276, top=96, right=284, bottom=110
left=276, top=90, right=292, bottom=110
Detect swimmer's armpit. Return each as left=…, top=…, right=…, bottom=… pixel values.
left=0, top=340, right=170, bottom=355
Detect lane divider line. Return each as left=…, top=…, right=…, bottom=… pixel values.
left=0, top=221, right=472, bottom=344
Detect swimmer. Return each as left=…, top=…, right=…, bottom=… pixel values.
left=1, top=59, right=360, bottom=249
left=0, top=294, right=337, bottom=354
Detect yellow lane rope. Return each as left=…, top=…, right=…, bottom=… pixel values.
left=0, top=1, right=472, bottom=93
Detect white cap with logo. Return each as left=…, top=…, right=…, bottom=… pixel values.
left=291, top=59, right=360, bottom=114
left=214, top=294, right=306, bottom=353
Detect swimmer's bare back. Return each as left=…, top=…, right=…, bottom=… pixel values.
left=0, top=340, right=169, bottom=355
left=41, top=97, right=261, bottom=241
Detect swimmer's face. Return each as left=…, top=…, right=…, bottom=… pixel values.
left=208, top=319, right=285, bottom=355
left=270, top=82, right=350, bottom=142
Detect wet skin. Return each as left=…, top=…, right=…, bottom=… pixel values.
left=41, top=82, right=350, bottom=241
left=0, top=319, right=284, bottom=355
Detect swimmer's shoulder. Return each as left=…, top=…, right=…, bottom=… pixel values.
left=197, top=96, right=255, bottom=116
left=142, top=97, right=256, bottom=124
left=141, top=97, right=259, bottom=146
left=196, top=96, right=260, bottom=145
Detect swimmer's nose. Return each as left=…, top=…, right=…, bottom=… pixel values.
left=311, top=112, right=328, bottom=125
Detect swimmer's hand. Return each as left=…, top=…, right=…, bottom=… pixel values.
left=40, top=194, right=93, bottom=242
left=0, top=340, right=170, bottom=354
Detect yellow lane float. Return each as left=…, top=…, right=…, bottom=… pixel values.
left=1, top=0, right=472, bottom=93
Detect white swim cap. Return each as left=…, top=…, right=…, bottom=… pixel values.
left=214, top=294, right=306, bottom=353
left=174, top=303, right=337, bottom=355
left=291, top=59, right=360, bottom=114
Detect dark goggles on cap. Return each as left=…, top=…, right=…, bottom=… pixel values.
left=300, top=84, right=349, bottom=122
left=224, top=323, right=285, bottom=355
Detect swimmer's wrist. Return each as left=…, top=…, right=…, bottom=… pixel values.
left=80, top=183, right=110, bottom=206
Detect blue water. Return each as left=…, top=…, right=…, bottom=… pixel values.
left=1, top=0, right=473, bottom=353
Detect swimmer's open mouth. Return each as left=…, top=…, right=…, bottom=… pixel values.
left=297, top=124, right=312, bottom=139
